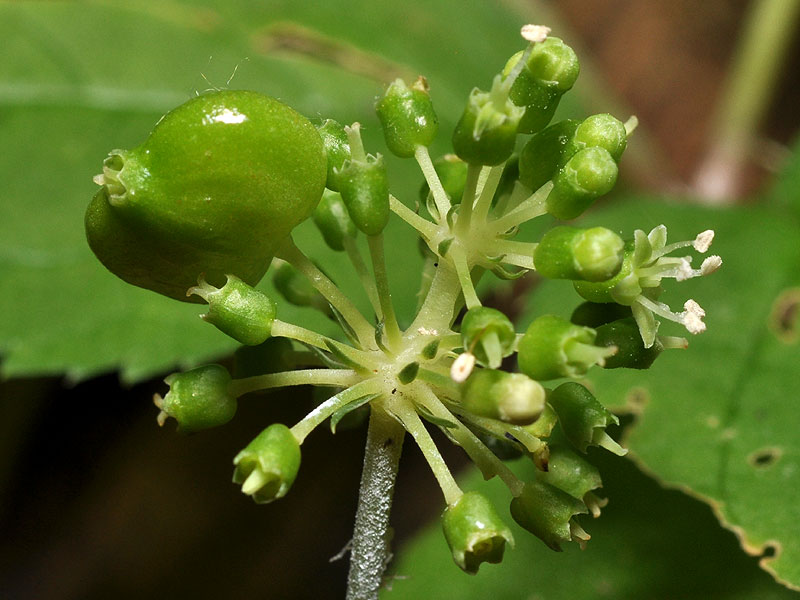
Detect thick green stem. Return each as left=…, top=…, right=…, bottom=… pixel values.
left=408, top=261, right=462, bottom=334
left=346, top=406, right=406, bottom=600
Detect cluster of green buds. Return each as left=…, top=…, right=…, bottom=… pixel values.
left=86, top=23, right=720, bottom=584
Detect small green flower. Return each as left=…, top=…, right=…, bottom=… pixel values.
left=187, top=274, right=276, bottom=346
left=233, top=424, right=301, bottom=504
left=534, top=225, right=625, bottom=282
left=460, top=306, right=517, bottom=368
left=510, top=480, right=589, bottom=551
left=548, top=382, right=626, bottom=455
left=517, top=314, right=616, bottom=380
left=574, top=225, right=722, bottom=347
left=461, top=369, right=546, bottom=425
left=376, top=76, right=438, bottom=158
left=153, top=364, right=236, bottom=434
left=442, top=491, right=514, bottom=574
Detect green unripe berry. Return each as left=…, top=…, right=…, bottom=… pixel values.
left=188, top=274, right=277, bottom=346
left=233, top=423, right=301, bottom=504
left=452, top=83, right=524, bottom=166
left=534, top=226, right=625, bottom=282
left=376, top=76, right=438, bottom=158
left=336, top=154, right=390, bottom=236
left=504, top=39, right=580, bottom=134
left=317, top=119, right=351, bottom=191
left=546, top=146, right=618, bottom=220
left=573, top=243, right=636, bottom=304
left=461, top=307, right=516, bottom=368
left=518, top=314, right=611, bottom=380
left=569, top=113, right=627, bottom=161
left=509, top=480, right=588, bottom=551
left=517, top=120, right=579, bottom=192
left=419, top=154, right=468, bottom=205
left=86, top=90, right=326, bottom=302
left=155, top=364, right=236, bottom=434
left=442, top=491, right=514, bottom=574
left=548, top=382, right=621, bottom=454
left=312, top=189, right=357, bottom=252
left=595, top=317, right=663, bottom=369
left=461, top=369, right=546, bottom=425
left=535, top=444, right=603, bottom=502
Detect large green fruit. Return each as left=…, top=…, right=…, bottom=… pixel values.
left=86, top=90, right=326, bottom=302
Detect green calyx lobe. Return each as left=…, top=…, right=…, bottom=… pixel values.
left=86, top=90, right=327, bottom=302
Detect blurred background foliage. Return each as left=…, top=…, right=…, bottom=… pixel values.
left=1, top=0, right=799, bottom=598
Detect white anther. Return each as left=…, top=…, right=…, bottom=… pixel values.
left=693, top=230, right=715, bottom=253
left=521, top=24, right=551, bottom=43
left=450, top=352, right=476, bottom=383
left=681, top=299, right=706, bottom=334
left=700, top=255, right=722, bottom=275
left=417, top=327, right=439, bottom=336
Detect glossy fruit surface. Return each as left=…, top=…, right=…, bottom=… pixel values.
left=86, top=90, right=326, bottom=301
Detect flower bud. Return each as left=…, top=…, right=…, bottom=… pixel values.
left=460, top=307, right=516, bottom=368
left=509, top=480, right=589, bottom=551
left=504, top=38, right=580, bottom=134
left=154, top=364, right=236, bottom=434
left=518, top=119, right=580, bottom=191
left=595, top=317, right=663, bottom=369
left=312, top=189, right=357, bottom=252
left=442, top=491, right=514, bottom=574
left=233, top=423, right=301, bottom=504
left=376, top=76, right=438, bottom=158
left=568, top=113, right=627, bottom=161
left=535, top=445, right=606, bottom=518
left=534, top=226, right=625, bottom=282
left=187, top=275, right=276, bottom=346
left=317, top=119, right=351, bottom=191
left=548, top=382, right=625, bottom=455
left=517, top=315, right=615, bottom=381
left=336, top=153, right=390, bottom=236
left=462, top=369, right=546, bottom=425
left=419, top=154, right=468, bottom=205
left=452, top=82, right=524, bottom=166
left=546, top=147, right=618, bottom=220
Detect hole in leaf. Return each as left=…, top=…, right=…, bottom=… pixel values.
left=747, top=447, right=782, bottom=468
left=769, top=288, right=800, bottom=343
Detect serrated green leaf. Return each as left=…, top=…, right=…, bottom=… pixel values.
left=387, top=456, right=798, bottom=599
left=523, top=194, right=800, bottom=590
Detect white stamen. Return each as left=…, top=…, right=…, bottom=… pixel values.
left=92, top=174, right=105, bottom=186
left=693, top=230, right=715, bottom=253
left=674, top=258, right=695, bottom=281
left=417, top=327, right=439, bottom=336
left=701, top=255, right=722, bottom=275
left=521, top=24, right=551, bottom=43
left=681, top=299, right=706, bottom=334
left=450, top=352, right=476, bottom=383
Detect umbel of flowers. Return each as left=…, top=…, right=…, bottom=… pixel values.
left=86, top=24, right=720, bottom=597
